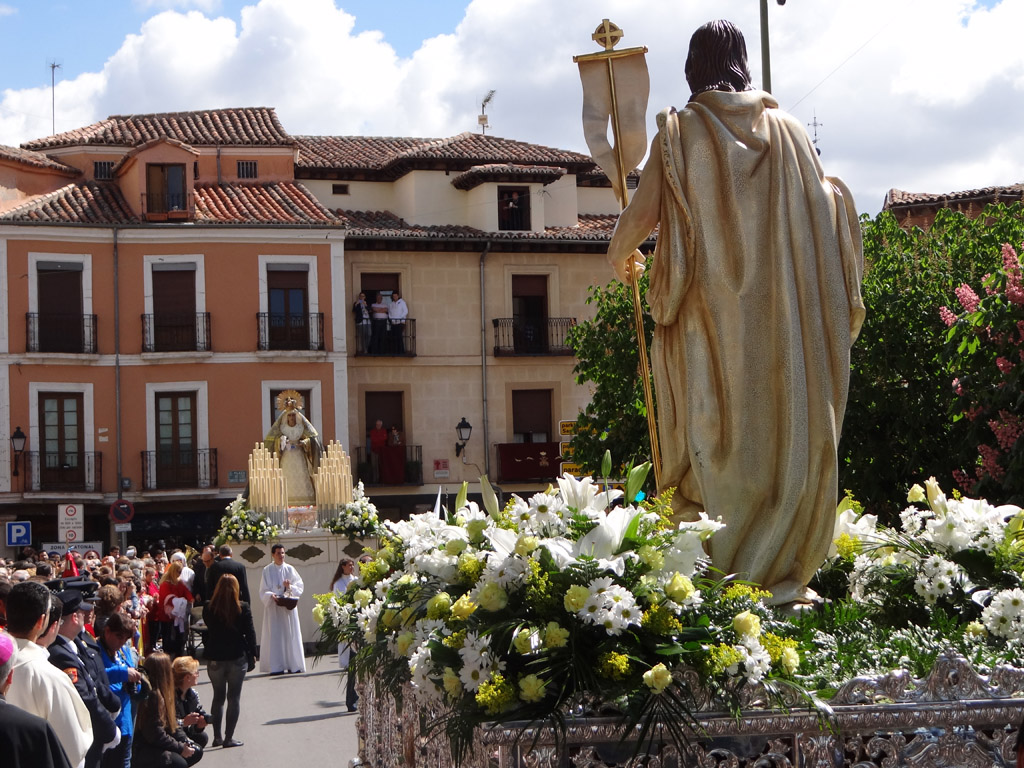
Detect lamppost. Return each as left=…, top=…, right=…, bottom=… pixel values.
left=455, top=417, right=472, bottom=457
left=11, top=426, right=26, bottom=480
left=760, top=0, right=787, bottom=94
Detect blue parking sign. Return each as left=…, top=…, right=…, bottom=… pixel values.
left=6, top=521, right=31, bottom=547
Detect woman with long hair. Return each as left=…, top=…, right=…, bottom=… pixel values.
left=202, top=574, right=257, bottom=748
left=172, top=656, right=210, bottom=749
left=99, top=611, right=141, bottom=768
left=157, top=560, right=194, bottom=658
left=133, top=652, right=201, bottom=767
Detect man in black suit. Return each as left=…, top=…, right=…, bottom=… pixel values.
left=206, top=545, right=251, bottom=604
left=48, top=591, right=118, bottom=768
left=0, top=631, right=72, bottom=768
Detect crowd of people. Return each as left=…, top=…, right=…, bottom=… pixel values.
left=0, top=541, right=269, bottom=767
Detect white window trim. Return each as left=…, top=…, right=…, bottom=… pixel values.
left=28, top=382, right=96, bottom=491
left=143, top=254, right=207, bottom=314
left=0, top=239, right=8, bottom=354
left=28, top=252, right=93, bottom=316
left=261, top=380, right=324, bottom=438
left=258, top=254, right=320, bottom=349
left=145, top=381, right=210, bottom=489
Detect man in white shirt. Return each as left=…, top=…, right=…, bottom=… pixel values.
left=258, top=544, right=306, bottom=675
left=5, top=582, right=92, bottom=768
left=387, top=290, right=409, bottom=354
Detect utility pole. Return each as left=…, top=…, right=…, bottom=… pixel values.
left=759, top=0, right=787, bottom=93
left=48, top=60, right=61, bottom=135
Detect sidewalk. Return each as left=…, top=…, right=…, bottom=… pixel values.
left=191, top=655, right=360, bottom=768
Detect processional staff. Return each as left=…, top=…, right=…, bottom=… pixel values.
left=574, top=19, right=661, bottom=489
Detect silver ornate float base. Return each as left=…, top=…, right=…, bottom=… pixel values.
left=351, top=653, right=1024, bottom=768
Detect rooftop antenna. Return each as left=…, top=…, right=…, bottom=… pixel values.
left=478, top=90, right=495, bottom=135
left=48, top=60, right=62, bottom=135
left=808, top=110, right=823, bottom=156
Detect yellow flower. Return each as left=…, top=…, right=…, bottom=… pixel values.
left=638, top=545, right=664, bottom=570
left=312, top=605, right=325, bottom=625
left=514, top=535, right=540, bottom=557
left=543, top=621, right=569, bottom=649
left=427, top=592, right=452, bottom=619
left=965, top=621, right=987, bottom=637
left=598, top=652, right=630, bottom=680
left=466, top=519, right=487, bottom=542
left=353, top=589, right=373, bottom=608
left=442, top=666, right=462, bottom=699
left=477, top=582, right=509, bottom=612
left=513, top=628, right=535, bottom=654
left=834, top=532, right=858, bottom=560
left=780, top=647, right=799, bottom=675
left=643, top=663, right=672, bottom=693
left=665, top=572, right=695, bottom=602
left=395, top=631, right=416, bottom=657
left=445, top=538, right=467, bottom=556
left=518, top=673, right=546, bottom=703
left=450, top=594, right=477, bottom=620
left=907, top=484, right=926, bottom=503
left=732, top=610, right=761, bottom=639
left=564, top=584, right=590, bottom=613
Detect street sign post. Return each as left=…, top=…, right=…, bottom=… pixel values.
left=6, top=521, right=31, bottom=548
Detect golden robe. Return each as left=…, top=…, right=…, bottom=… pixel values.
left=611, top=90, right=865, bottom=601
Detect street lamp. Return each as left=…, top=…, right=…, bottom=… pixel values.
left=455, top=417, right=472, bottom=457
left=760, top=0, right=787, bottom=94
left=10, top=426, right=26, bottom=477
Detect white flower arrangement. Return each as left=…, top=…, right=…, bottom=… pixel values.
left=324, top=481, right=380, bottom=538
left=214, top=494, right=280, bottom=545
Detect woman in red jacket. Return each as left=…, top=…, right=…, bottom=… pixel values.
left=157, top=560, right=193, bottom=659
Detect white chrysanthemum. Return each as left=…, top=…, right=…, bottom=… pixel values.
left=409, top=644, right=443, bottom=700
left=900, top=505, right=925, bottom=534
left=482, top=553, right=530, bottom=589
left=458, top=658, right=489, bottom=691
left=982, top=588, right=1024, bottom=640
left=740, top=639, right=771, bottom=683
left=526, top=491, right=569, bottom=532
left=459, top=631, right=490, bottom=671
left=413, top=618, right=446, bottom=648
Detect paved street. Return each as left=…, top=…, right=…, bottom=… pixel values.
left=191, top=655, right=360, bottom=768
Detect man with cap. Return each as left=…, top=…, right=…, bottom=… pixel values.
left=5, top=581, right=92, bottom=768
left=49, top=590, right=119, bottom=768
left=0, top=630, right=72, bottom=768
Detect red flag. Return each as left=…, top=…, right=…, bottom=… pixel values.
left=62, top=552, right=79, bottom=578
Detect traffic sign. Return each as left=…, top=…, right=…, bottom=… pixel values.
left=6, top=521, right=31, bottom=547
left=57, top=503, right=84, bottom=544
left=114, top=522, right=132, bottom=533
left=109, top=499, right=135, bottom=523
left=559, top=420, right=577, bottom=437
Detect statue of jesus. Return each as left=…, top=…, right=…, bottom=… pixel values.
left=607, top=20, right=865, bottom=604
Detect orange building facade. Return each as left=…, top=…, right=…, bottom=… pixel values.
left=0, top=108, right=631, bottom=552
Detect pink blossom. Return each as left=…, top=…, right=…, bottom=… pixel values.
left=939, top=306, right=957, bottom=327
left=1001, top=243, right=1021, bottom=274
left=965, top=406, right=985, bottom=422
left=997, top=356, right=1014, bottom=374
left=955, top=283, right=980, bottom=313
left=952, top=469, right=973, bottom=493
left=978, top=443, right=1006, bottom=482
left=989, top=411, right=1024, bottom=451
left=952, top=377, right=964, bottom=396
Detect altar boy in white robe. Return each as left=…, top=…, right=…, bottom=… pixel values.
left=259, top=544, right=306, bottom=674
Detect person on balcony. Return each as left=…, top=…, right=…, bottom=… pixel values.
left=387, top=291, right=408, bottom=353
left=351, top=292, right=371, bottom=354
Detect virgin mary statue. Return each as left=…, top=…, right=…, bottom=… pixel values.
left=264, top=390, right=323, bottom=506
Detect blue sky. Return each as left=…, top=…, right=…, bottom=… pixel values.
left=1, top=0, right=1022, bottom=215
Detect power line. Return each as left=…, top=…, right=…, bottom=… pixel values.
left=787, top=26, right=885, bottom=113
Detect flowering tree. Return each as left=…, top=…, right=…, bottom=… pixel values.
left=942, top=243, right=1024, bottom=504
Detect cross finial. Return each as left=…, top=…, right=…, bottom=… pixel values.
left=592, top=19, right=623, bottom=51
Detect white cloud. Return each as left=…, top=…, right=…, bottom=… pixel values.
left=1, top=0, right=1022, bottom=215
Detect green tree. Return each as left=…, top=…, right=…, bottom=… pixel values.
left=567, top=271, right=654, bottom=485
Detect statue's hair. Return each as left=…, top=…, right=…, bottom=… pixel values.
left=685, top=20, right=753, bottom=99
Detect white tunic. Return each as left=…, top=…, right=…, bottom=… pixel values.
left=259, top=562, right=306, bottom=673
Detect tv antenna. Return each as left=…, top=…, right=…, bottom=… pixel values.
left=478, top=90, right=495, bottom=134
left=48, top=60, right=62, bottom=135
left=808, top=111, right=823, bottom=156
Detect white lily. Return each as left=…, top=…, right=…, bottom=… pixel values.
left=556, top=474, right=622, bottom=517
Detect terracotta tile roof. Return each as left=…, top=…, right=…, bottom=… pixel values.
left=0, top=180, right=340, bottom=227
left=336, top=209, right=624, bottom=242
left=0, top=144, right=79, bottom=175
left=451, top=164, right=566, bottom=191
left=193, top=181, right=340, bottom=225
left=0, top=181, right=139, bottom=224
left=21, top=107, right=293, bottom=151
left=294, top=133, right=596, bottom=179
left=884, top=183, right=1024, bottom=210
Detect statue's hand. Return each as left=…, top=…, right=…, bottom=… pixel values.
left=611, top=249, right=647, bottom=284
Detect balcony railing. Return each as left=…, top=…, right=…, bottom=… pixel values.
left=495, top=442, right=562, bottom=483
left=354, top=445, right=423, bottom=487
left=492, top=317, right=575, bottom=356
left=355, top=318, right=416, bottom=356
left=141, top=449, right=218, bottom=490
left=142, top=313, right=211, bottom=353
left=142, top=191, right=194, bottom=220
left=257, top=312, right=325, bottom=351
left=26, top=313, right=98, bottom=354
left=23, top=451, right=102, bottom=493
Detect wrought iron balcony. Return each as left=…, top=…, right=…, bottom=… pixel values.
left=355, top=318, right=416, bottom=356
left=492, top=317, right=575, bottom=356
left=23, top=451, right=102, bottom=492
left=354, top=445, right=423, bottom=487
left=142, top=313, right=211, bottom=352
left=495, top=442, right=562, bottom=483
left=26, top=313, right=98, bottom=353
left=141, top=448, right=218, bottom=490
left=257, top=312, right=325, bottom=351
